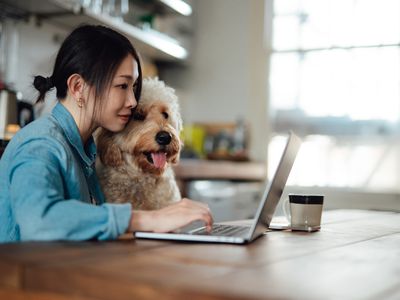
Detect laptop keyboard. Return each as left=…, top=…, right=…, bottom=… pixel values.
left=192, top=224, right=250, bottom=237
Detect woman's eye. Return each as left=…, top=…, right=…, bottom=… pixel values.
left=132, top=112, right=145, bottom=121
left=117, top=83, right=128, bottom=89
left=162, top=112, right=169, bottom=119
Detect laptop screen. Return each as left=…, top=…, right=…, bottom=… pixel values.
left=248, top=132, right=302, bottom=240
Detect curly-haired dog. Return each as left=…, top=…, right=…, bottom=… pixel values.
left=96, top=77, right=182, bottom=210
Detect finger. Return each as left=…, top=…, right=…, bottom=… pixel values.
left=204, top=211, right=214, bottom=229
left=197, top=211, right=214, bottom=231
left=188, top=204, right=213, bottom=226
left=170, top=209, right=214, bottom=234
left=160, top=200, right=214, bottom=232
left=194, top=204, right=214, bottom=229
left=204, top=213, right=213, bottom=233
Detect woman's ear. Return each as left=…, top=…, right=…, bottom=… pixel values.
left=96, top=129, right=123, bottom=167
left=67, top=73, right=86, bottom=104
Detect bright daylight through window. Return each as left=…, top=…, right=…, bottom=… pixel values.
left=268, top=0, right=400, bottom=190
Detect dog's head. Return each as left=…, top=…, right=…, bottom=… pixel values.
left=97, top=77, right=183, bottom=175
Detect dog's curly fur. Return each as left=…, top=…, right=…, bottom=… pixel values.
left=96, top=77, right=182, bottom=210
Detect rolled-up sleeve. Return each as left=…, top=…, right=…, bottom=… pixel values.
left=9, top=139, right=132, bottom=241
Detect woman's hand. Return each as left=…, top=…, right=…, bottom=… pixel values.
left=128, top=198, right=214, bottom=233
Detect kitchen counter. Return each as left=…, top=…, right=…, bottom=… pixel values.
left=173, top=159, right=267, bottom=196
left=173, top=159, right=267, bottom=181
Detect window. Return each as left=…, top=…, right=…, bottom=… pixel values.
left=268, top=0, right=400, bottom=190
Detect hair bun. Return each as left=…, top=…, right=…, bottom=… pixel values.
left=33, top=75, right=54, bottom=92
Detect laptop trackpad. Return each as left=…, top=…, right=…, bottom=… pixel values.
left=175, top=220, right=205, bottom=233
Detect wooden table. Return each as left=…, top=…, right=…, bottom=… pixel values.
left=0, top=209, right=399, bottom=300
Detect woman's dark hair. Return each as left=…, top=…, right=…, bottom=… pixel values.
left=33, top=24, right=142, bottom=106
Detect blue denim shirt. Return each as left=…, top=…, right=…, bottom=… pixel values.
left=0, top=102, right=132, bottom=242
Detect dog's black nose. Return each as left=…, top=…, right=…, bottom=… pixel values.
left=155, top=131, right=172, bottom=145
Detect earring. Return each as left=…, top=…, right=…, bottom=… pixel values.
left=77, top=97, right=84, bottom=108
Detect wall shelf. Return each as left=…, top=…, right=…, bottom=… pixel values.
left=158, top=0, right=192, bottom=16
left=0, top=0, right=189, bottom=62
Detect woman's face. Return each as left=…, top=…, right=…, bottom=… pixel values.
left=96, top=54, right=139, bottom=132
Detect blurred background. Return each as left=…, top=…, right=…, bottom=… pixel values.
left=0, top=0, right=399, bottom=221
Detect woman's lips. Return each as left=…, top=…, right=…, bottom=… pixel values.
left=118, top=114, right=131, bottom=122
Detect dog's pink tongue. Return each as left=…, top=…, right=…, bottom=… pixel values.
left=151, top=152, right=167, bottom=169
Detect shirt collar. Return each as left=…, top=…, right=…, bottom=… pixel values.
left=52, top=102, right=97, bottom=167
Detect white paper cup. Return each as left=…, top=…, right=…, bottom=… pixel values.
left=283, top=195, right=324, bottom=232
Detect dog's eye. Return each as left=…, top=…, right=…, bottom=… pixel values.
left=132, top=112, right=146, bottom=121
left=162, top=112, right=169, bottom=119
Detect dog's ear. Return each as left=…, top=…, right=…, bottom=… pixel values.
left=96, top=129, right=123, bottom=167
left=171, top=141, right=182, bottom=164
left=171, top=153, right=179, bottom=164
left=171, top=153, right=180, bottom=164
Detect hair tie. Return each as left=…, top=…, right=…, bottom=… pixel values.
left=46, top=76, right=54, bottom=89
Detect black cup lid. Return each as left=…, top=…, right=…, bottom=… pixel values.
left=289, top=194, right=324, bottom=205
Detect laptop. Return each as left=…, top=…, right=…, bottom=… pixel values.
left=134, top=132, right=302, bottom=244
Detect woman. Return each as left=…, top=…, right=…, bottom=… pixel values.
left=0, top=25, right=213, bottom=242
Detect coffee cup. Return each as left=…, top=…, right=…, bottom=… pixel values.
left=283, top=194, right=324, bottom=232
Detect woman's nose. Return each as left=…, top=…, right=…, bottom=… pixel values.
left=127, top=91, right=137, bottom=109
